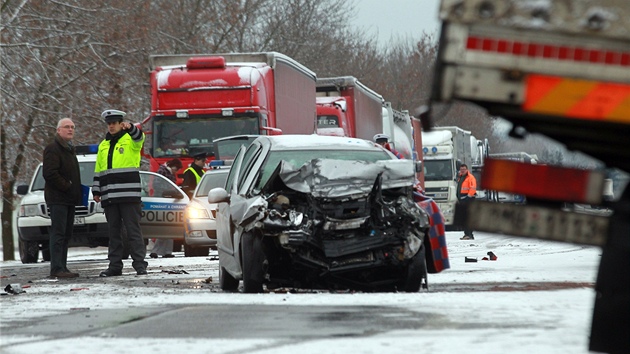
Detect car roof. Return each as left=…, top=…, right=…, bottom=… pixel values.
left=256, top=135, right=379, bottom=151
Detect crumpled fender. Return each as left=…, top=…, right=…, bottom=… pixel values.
left=229, top=194, right=268, bottom=231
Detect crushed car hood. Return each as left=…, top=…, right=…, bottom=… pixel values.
left=273, top=158, right=416, bottom=198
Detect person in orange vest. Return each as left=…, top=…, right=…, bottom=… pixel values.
left=456, top=163, right=477, bottom=240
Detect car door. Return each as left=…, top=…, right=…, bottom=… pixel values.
left=215, top=145, right=246, bottom=277
left=139, top=171, right=189, bottom=240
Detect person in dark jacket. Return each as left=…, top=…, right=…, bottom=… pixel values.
left=181, top=152, right=206, bottom=197
left=43, top=118, right=82, bottom=278
left=149, top=158, right=182, bottom=258
left=156, top=158, right=182, bottom=183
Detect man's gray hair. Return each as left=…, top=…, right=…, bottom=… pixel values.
left=57, top=118, right=73, bottom=129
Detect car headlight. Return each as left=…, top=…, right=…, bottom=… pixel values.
left=185, top=201, right=210, bottom=219
left=19, top=204, right=40, bottom=217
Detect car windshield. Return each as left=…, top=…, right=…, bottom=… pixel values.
left=195, top=170, right=230, bottom=197
left=31, top=161, right=96, bottom=191
left=424, top=159, right=453, bottom=181
left=256, top=149, right=391, bottom=190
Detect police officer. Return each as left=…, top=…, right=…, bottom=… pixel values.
left=93, top=109, right=148, bottom=276
left=181, top=152, right=206, bottom=197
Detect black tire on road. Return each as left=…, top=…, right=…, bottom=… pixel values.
left=18, top=238, right=39, bottom=264
left=241, top=231, right=265, bottom=293
left=41, top=246, right=51, bottom=262
left=173, top=239, right=183, bottom=253
left=219, top=265, right=239, bottom=291
left=401, top=245, right=428, bottom=292
left=184, top=244, right=210, bottom=257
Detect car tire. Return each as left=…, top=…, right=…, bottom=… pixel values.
left=173, top=239, right=183, bottom=253
left=219, top=265, right=239, bottom=291
left=241, top=231, right=265, bottom=293
left=41, top=246, right=51, bottom=262
left=18, top=238, right=39, bottom=264
left=184, top=244, right=209, bottom=257
left=401, top=245, right=428, bottom=292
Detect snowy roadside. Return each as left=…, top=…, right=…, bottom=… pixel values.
left=0, top=232, right=601, bottom=353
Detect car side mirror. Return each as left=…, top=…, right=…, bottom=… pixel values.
left=16, top=185, right=29, bottom=195
left=414, top=161, right=423, bottom=173
left=162, top=189, right=184, bottom=199
left=208, top=188, right=229, bottom=203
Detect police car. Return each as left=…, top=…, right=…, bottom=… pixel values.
left=16, top=145, right=190, bottom=263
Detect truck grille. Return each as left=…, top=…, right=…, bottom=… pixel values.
left=425, top=187, right=449, bottom=201
left=41, top=201, right=97, bottom=217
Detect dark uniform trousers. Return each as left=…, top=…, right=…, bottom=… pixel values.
left=104, top=202, right=147, bottom=272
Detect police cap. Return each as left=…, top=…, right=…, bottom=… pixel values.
left=101, top=109, right=126, bottom=124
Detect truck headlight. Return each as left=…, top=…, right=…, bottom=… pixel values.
left=19, top=204, right=40, bottom=217
left=185, top=202, right=210, bottom=219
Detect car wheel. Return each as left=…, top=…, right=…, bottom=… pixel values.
left=219, top=265, right=239, bottom=291
left=18, top=238, right=39, bottom=264
left=173, top=239, right=183, bottom=253
left=41, top=246, right=51, bottom=262
left=401, top=245, right=428, bottom=292
left=241, top=231, right=265, bottom=293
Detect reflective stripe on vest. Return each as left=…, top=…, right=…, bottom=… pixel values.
left=185, top=167, right=202, bottom=184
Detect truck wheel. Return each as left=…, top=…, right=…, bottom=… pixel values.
left=18, top=239, right=39, bottom=264
left=219, top=265, right=239, bottom=291
left=400, top=245, right=428, bottom=292
left=241, top=231, right=264, bottom=293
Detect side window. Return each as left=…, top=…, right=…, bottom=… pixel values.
left=140, top=173, right=183, bottom=198
left=224, top=146, right=246, bottom=194
left=236, top=144, right=262, bottom=192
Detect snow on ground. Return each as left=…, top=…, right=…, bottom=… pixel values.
left=0, top=232, right=602, bottom=353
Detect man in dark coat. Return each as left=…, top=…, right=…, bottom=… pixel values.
left=43, top=118, right=82, bottom=278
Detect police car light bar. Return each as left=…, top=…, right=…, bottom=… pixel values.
left=75, top=144, right=99, bottom=154
left=481, top=158, right=605, bottom=205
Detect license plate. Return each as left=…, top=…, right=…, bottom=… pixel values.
left=74, top=217, right=85, bottom=225
left=459, top=201, right=609, bottom=246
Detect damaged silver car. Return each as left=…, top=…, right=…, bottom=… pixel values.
left=209, top=135, right=431, bottom=293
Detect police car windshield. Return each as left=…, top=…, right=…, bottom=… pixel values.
left=31, top=162, right=96, bottom=191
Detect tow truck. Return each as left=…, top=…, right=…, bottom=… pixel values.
left=425, top=1, right=630, bottom=352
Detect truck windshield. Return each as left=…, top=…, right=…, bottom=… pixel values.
left=31, top=161, right=96, bottom=191
left=153, top=117, right=259, bottom=158
left=317, top=115, right=340, bottom=128
left=424, top=160, right=453, bottom=181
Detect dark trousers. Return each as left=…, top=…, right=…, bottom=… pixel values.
left=104, top=202, right=147, bottom=272
left=460, top=196, right=475, bottom=236
left=49, top=204, right=75, bottom=274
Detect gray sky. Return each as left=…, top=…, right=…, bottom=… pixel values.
left=351, top=0, right=441, bottom=44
